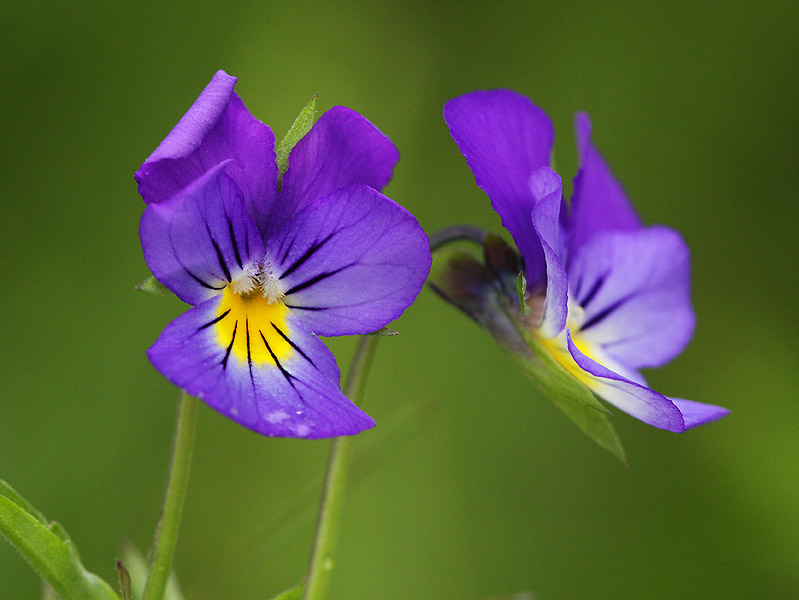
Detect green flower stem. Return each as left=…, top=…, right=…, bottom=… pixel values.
left=143, top=391, right=200, bottom=600
left=303, top=335, right=380, bottom=600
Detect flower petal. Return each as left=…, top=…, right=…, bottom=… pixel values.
left=669, top=398, right=730, bottom=429
left=272, top=106, right=399, bottom=235
left=568, top=226, right=695, bottom=369
left=569, top=113, right=641, bottom=253
left=530, top=167, right=568, bottom=338
left=269, top=184, right=431, bottom=336
left=139, top=163, right=264, bottom=305
left=566, top=331, right=686, bottom=432
left=444, top=90, right=554, bottom=285
left=135, top=70, right=279, bottom=234
left=147, top=295, right=373, bottom=438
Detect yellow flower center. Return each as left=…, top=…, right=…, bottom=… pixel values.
left=215, top=286, right=294, bottom=365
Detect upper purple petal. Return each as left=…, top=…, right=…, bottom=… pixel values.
left=272, top=106, right=400, bottom=235
left=529, top=167, right=568, bottom=338
left=148, top=295, right=373, bottom=439
left=139, top=162, right=264, bottom=305
left=568, top=226, right=695, bottom=369
left=568, top=113, right=641, bottom=254
left=135, top=70, right=279, bottom=235
left=269, top=184, right=431, bottom=336
left=444, top=90, right=554, bottom=286
left=566, top=331, right=686, bottom=432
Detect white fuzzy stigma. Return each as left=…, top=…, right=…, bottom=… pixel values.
left=260, top=260, right=285, bottom=304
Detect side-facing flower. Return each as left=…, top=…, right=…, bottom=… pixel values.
left=136, top=71, right=431, bottom=438
left=432, top=90, right=727, bottom=444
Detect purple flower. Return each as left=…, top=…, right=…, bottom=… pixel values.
left=136, top=71, right=431, bottom=438
left=433, top=90, right=728, bottom=435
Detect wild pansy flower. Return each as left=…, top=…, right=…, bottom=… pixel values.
left=431, top=90, right=727, bottom=449
left=136, top=71, right=430, bottom=438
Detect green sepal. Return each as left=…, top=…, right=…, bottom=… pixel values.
left=364, top=326, right=398, bottom=336
left=135, top=276, right=171, bottom=297
left=516, top=272, right=529, bottom=316
left=268, top=582, right=304, bottom=600
left=516, top=330, right=627, bottom=463
left=0, top=479, right=120, bottom=600
left=429, top=247, right=530, bottom=356
left=276, top=96, right=318, bottom=182
left=119, top=540, right=184, bottom=600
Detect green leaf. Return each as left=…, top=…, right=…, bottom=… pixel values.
left=135, top=276, right=170, bottom=297
left=268, top=582, right=304, bottom=600
left=364, top=326, right=398, bottom=336
left=119, top=540, right=184, bottom=600
left=0, top=479, right=120, bottom=600
left=276, top=96, right=318, bottom=181
left=517, top=331, right=627, bottom=463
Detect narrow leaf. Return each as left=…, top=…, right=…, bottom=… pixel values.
left=135, top=276, right=170, bottom=297
left=0, top=480, right=120, bottom=600
left=276, top=96, right=318, bottom=180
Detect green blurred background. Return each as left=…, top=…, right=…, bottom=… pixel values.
left=2, top=1, right=797, bottom=598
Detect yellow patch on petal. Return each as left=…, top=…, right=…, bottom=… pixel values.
left=537, top=330, right=598, bottom=387
left=215, top=286, right=294, bottom=365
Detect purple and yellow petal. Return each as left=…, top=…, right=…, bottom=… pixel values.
left=139, top=163, right=265, bottom=306
left=568, top=226, right=695, bottom=369
left=135, top=70, right=279, bottom=235
left=444, top=90, right=554, bottom=285
left=269, top=184, right=431, bottom=336
left=568, top=113, right=641, bottom=253
left=147, top=295, right=371, bottom=438
left=565, top=331, right=686, bottom=432
left=273, top=106, right=399, bottom=235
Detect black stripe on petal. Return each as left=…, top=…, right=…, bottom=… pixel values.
left=260, top=331, right=295, bottom=388
left=221, top=320, right=238, bottom=369
left=197, top=309, right=231, bottom=331
left=283, top=304, right=326, bottom=311
left=579, top=274, right=607, bottom=308
left=279, top=233, right=335, bottom=280
left=284, top=268, right=345, bottom=296
left=245, top=318, right=254, bottom=385
left=212, top=237, right=232, bottom=282
left=227, top=216, right=244, bottom=270
left=271, top=322, right=314, bottom=366
left=581, top=296, right=632, bottom=331
left=184, top=267, right=226, bottom=291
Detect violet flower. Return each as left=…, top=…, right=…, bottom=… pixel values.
left=136, top=71, right=430, bottom=438
left=432, top=90, right=727, bottom=439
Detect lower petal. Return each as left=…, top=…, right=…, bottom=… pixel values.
left=670, top=398, right=730, bottom=429
left=147, top=295, right=373, bottom=438
left=566, top=331, right=686, bottom=432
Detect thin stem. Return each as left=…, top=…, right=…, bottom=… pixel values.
left=303, top=335, right=380, bottom=600
left=143, top=391, right=200, bottom=600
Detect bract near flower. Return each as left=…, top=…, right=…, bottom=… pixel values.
left=136, top=71, right=431, bottom=438
left=433, top=90, right=728, bottom=440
